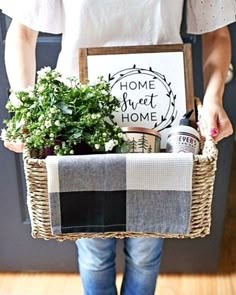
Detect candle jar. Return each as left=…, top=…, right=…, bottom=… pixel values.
left=122, top=127, right=161, bottom=153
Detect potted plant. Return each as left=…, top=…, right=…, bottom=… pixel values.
left=1, top=67, right=126, bottom=158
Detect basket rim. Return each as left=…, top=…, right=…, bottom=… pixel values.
left=23, top=137, right=218, bottom=164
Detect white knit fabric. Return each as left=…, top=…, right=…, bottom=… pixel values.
left=126, top=153, right=193, bottom=191
left=46, top=156, right=59, bottom=194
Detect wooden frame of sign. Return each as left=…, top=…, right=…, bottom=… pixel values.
left=79, top=44, right=195, bottom=148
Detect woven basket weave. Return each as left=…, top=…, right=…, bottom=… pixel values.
left=23, top=136, right=218, bottom=241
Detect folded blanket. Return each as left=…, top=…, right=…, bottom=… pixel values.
left=46, top=153, right=193, bottom=235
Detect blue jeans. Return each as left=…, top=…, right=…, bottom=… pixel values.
left=76, top=237, right=163, bottom=295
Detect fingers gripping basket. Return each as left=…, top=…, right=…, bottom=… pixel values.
left=23, top=136, right=218, bottom=241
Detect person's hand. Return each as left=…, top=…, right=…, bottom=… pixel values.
left=3, top=140, right=24, bottom=153
left=198, top=100, right=233, bottom=142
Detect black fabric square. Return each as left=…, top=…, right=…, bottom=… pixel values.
left=60, top=191, right=126, bottom=233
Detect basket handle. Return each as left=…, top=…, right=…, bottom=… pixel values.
left=195, top=97, right=218, bottom=160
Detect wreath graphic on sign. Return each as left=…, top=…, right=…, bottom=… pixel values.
left=108, top=65, right=177, bottom=132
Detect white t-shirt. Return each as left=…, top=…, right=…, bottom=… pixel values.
left=1, top=0, right=236, bottom=76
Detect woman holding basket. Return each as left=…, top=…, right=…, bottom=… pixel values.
left=1, top=1, right=235, bottom=294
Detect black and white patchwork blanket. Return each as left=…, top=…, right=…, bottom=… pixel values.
left=46, top=153, right=193, bottom=235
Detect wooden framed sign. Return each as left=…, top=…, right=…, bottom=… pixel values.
left=79, top=44, right=195, bottom=148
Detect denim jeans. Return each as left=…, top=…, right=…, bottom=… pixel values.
left=76, top=237, right=163, bottom=295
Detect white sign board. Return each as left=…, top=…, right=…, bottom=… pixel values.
left=80, top=45, right=194, bottom=148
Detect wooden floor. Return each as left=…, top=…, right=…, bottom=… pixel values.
left=0, top=147, right=236, bottom=295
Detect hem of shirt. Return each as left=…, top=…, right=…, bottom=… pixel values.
left=1, top=9, right=63, bottom=34
left=187, top=18, right=236, bottom=35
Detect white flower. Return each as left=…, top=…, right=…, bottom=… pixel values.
left=28, top=91, right=34, bottom=98
left=38, top=114, right=44, bottom=122
left=69, top=150, right=74, bottom=155
left=55, top=120, right=60, bottom=127
left=56, top=75, right=77, bottom=88
left=38, top=85, right=45, bottom=92
left=109, top=96, right=114, bottom=102
left=37, top=66, right=51, bottom=79
left=51, top=71, right=60, bottom=79
left=50, top=107, right=57, bottom=114
left=118, top=133, right=123, bottom=138
left=101, top=90, right=107, bottom=95
left=0, top=128, right=7, bottom=141
left=95, top=144, right=100, bottom=150
left=9, top=93, right=22, bottom=108
left=17, top=118, right=25, bottom=128
left=45, top=120, right=52, bottom=128
left=105, top=139, right=117, bottom=152
left=91, top=114, right=97, bottom=120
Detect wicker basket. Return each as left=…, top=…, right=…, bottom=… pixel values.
left=23, top=135, right=218, bottom=241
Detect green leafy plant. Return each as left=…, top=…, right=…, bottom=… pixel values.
left=1, top=67, right=126, bottom=157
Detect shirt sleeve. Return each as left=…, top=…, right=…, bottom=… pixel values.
left=0, top=0, right=64, bottom=34
left=186, top=0, right=236, bottom=34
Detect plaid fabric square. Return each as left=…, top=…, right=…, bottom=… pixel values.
left=46, top=153, right=193, bottom=235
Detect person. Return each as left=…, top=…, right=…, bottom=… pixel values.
left=0, top=1, right=235, bottom=294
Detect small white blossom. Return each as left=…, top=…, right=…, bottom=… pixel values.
left=101, top=90, right=107, bottom=95
left=56, top=75, right=77, bottom=88
left=50, top=107, right=57, bottom=114
left=117, top=133, right=123, bottom=138
left=38, top=85, right=45, bottom=92
left=105, top=139, right=117, bottom=152
left=109, top=96, right=114, bottom=102
left=91, top=114, right=97, bottom=120
left=95, top=144, right=100, bottom=150
left=38, top=114, right=44, bottom=122
left=55, top=120, right=60, bottom=126
left=51, top=71, right=60, bottom=79
left=9, top=93, right=22, bottom=108
left=28, top=91, right=34, bottom=98
left=69, top=150, right=74, bottom=155
left=45, top=120, right=52, bottom=128
left=113, top=140, right=118, bottom=145
left=19, top=118, right=25, bottom=126
left=50, top=133, right=54, bottom=138
left=37, top=66, right=51, bottom=79
left=0, top=128, right=7, bottom=141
